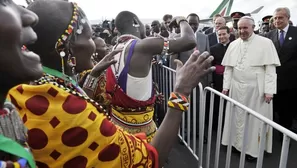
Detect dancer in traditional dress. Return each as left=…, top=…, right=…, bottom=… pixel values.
left=0, top=1, right=41, bottom=167
left=106, top=11, right=197, bottom=142
left=8, top=1, right=214, bottom=167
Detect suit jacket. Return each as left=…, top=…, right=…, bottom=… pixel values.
left=208, top=32, right=236, bottom=47
left=169, top=32, right=211, bottom=86
left=169, top=32, right=209, bottom=66
left=208, top=32, right=218, bottom=47
left=210, top=42, right=230, bottom=66
left=195, top=31, right=210, bottom=55
left=204, top=27, right=214, bottom=35
left=210, top=42, right=230, bottom=91
left=266, top=26, right=297, bottom=91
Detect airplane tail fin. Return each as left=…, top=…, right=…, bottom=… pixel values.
left=209, top=0, right=234, bottom=18
left=250, top=6, right=264, bottom=14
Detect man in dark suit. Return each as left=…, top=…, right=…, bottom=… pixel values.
left=209, top=32, right=236, bottom=47
left=266, top=7, right=297, bottom=134
left=170, top=13, right=210, bottom=143
left=208, top=17, right=236, bottom=47
left=209, top=26, right=231, bottom=129
left=204, top=14, right=222, bottom=35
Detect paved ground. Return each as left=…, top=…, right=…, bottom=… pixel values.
left=164, top=129, right=297, bottom=168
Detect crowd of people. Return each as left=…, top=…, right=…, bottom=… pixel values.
left=147, top=7, right=296, bottom=162
left=0, top=0, right=213, bottom=167
left=150, top=7, right=296, bottom=162
left=0, top=0, right=296, bottom=167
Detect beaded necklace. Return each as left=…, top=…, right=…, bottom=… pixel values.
left=34, top=68, right=110, bottom=119
left=42, top=66, right=84, bottom=94
left=0, top=158, right=28, bottom=168
left=0, top=102, right=35, bottom=168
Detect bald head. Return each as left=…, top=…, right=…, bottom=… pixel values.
left=115, top=11, right=145, bottom=39
left=27, top=0, right=74, bottom=64
left=214, top=17, right=226, bottom=31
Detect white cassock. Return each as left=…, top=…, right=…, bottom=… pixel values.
left=221, top=33, right=281, bottom=157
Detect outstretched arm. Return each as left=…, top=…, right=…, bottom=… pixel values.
left=136, top=17, right=196, bottom=56
left=151, top=51, right=214, bottom=167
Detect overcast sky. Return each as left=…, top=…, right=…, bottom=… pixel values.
left=15, top=0, right=297, bottom=25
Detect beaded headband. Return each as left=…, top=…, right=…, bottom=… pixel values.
left=54, top=2, right=86, bottom=74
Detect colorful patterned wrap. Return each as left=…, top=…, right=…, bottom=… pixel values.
left=106, top=67, right=157, bottom=143
left=8, top=83, right=158, bottom=168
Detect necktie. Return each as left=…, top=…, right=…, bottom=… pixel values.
left=279, top=30, right=285, bottom=46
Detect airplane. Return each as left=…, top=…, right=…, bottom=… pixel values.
left=200, top=0, right=264, bottom=24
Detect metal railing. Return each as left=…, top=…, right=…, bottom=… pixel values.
left=203, top=87, right=297, bottom=168
left=152, top=64, right=297, bottom=168
left=153, top=64, right=204, bottom=163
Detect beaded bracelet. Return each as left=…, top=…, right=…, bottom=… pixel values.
left=167, top=92, right=190, bottom=111
left=0, top=158, right=27, bottom=168
left=82, top=74, right=100, bottom=92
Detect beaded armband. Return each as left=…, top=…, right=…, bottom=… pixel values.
left=161, top=38, right=169, bottom=55
left=0, top=158, right=27, bottom=168
left=167, top=92, right=190, bottom=111
left=82, top=74, right=100, bottom=92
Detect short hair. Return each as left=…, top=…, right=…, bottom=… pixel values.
left=274, top=7, right=291, bottom=18
left=218, top=26, right=230, bottom=33
left=239, top=16, right=255, bottom=26
left=151, top=20, right=161, bottom=26
left=163, top=14, right=173, bottom=21
left=215, top=17, right=226, bottom=24
left=115, top=11, right=140, bottom=34
left=187, top=13, right=200, bottom=21
left=214, top=14, right=222, bottom=18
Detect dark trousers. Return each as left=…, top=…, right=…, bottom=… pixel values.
left=211, top=73, right=226, bottom=130
left=274, top=89, right=297, bottom=130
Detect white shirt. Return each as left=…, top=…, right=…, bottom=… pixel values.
left=278, top=24, right=289, bottom=39
left=216, top=32, right=219, bottom=43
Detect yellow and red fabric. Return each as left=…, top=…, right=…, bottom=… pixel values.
left=8, top=83, right=158, bottom=168
left=106, top=67, right=157, bottom=142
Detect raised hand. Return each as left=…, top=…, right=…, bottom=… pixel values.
left=90, top=49, right=122, bottom=77
left=174, top=50, right=215, bottom=96
left=169, top=16, right=187, bottom=29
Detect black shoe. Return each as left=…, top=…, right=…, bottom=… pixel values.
left=246, top=155, right=257, bottom=162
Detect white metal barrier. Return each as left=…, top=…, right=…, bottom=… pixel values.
left=152, top=64, right=297, bottom=168
left=153, top=65, right=205, bottom=164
